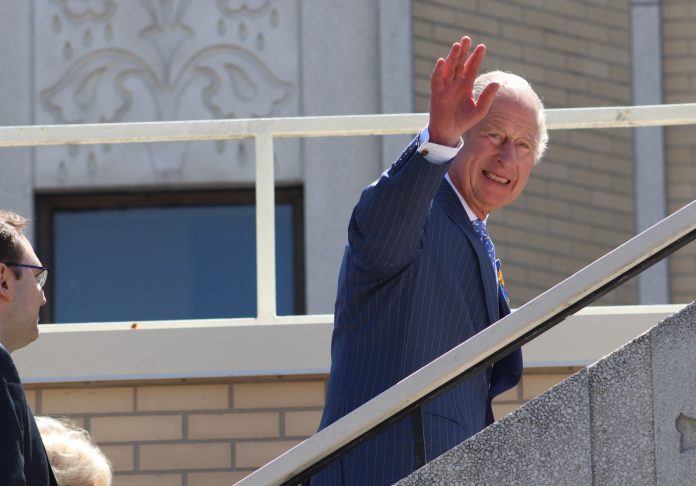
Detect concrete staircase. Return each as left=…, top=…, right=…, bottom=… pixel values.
left=396, top=302, right=696, bottom=485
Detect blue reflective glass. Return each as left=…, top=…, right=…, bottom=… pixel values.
left=53, top=204, right=295, bottom=323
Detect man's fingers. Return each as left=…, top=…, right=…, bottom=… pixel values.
left=431, top=58, right=446, bottom=91
left=440, top=42, right=461, bottom=80
left=453, top=37, right=472, bottom=78
left=462, top=44, right=487, bottom=82
left=476, top=82, right=500, bottom=116
left=442, top=36, right=472, bottom=80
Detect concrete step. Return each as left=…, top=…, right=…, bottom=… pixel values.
left=397, top=301, right=696, bottom=485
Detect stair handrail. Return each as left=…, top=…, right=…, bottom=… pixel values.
left=235, top=196, right=696, bottom=485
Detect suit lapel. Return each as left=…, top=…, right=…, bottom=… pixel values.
left=436, top=181, right=499, bottom=324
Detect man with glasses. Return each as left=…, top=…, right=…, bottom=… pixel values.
left=0, top=210, right=57, bottom=484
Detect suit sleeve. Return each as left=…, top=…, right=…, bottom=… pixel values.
left=348, top=137, right=452, bottom=276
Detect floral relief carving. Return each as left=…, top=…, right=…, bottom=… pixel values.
left=217, top=0, right=272, bottom=16
left=37, top=0, right=295, bottom=175
left=49, top=0, right=117, bottom=23
left=42, top=0, right=291, bottom=123
left=41, top=45, right=291, bottom=124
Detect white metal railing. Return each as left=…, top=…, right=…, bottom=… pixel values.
left=1, top=103, right=695, bottom=323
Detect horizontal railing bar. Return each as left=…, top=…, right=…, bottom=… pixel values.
left=0, top=114, right=427, bottom=147
left=35, top=314, right=335, bottom=332
left=546, top=103, right=696, bottom=129
left=235, top=198, right=696, bottom=486
left=0, top=103, right=694, bottom=147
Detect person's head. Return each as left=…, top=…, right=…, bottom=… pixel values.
left=0, top=210, right=47, bottom=352
left=449, top=71, right=548, bottom=219
left=35, top=416, right=112, bottom=486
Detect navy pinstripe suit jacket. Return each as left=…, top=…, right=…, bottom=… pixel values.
left=313, top=138, right=522, bottom=485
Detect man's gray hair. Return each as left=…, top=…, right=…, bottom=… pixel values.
left=36, top=416, right=113, bottom=486
left=473, top=70, right=548, bottom=162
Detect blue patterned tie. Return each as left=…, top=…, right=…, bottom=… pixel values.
left=471, top=219, right=497, bottom=276
left=471, top=219, right=511, bottom=304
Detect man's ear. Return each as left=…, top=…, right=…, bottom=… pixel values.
left=0, top=264, right=14, bottom=300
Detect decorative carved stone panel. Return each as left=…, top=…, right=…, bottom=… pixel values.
left=34, top=0, right=300, bottom=188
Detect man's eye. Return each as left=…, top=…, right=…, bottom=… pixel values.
left=488, top=133, right=503, bottom=144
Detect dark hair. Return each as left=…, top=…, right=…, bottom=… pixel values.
left=0, top=211, right=28, bottom=279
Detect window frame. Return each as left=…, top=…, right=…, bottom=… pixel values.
left=36, top=187, right=306, bottom=323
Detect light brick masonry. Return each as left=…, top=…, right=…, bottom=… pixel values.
left=413, top=0, right=638, bottom=307
left=663, top=0, right=696, bottom=304
left=25, top=368, right=579, bottom=485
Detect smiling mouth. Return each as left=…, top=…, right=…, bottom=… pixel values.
left=483, top=170, right=510, bottom=185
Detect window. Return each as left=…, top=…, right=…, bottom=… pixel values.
left=37, top=189, right=304, bottom=323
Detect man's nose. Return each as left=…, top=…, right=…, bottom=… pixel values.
left=40, top=290, right=47, bottom=306
left=497, top=141, right=516, bottom=165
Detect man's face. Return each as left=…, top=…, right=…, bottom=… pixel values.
left=0, top=237, right=47, bottom=352
left=449, top=91, right=540, bottom=219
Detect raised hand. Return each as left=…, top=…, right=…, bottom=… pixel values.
left=428, top=36, right=500, bottom=147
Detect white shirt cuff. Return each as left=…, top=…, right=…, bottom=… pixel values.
left=417, top=126, right=463, bottom=164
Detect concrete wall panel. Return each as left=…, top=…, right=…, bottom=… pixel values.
left=301, top=0, right=384, bottom=312
left=33, top=1, right=301, bottom=189
left=589, top=332, right=656, bottom=484
left=0, top=3, right=33, bottom=237
left=397, top=371, right=592, bottom=485
left=652, top=302, right=696, bottom=484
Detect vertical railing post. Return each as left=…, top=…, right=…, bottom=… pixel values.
left=255, top=131, right=277, bottom=321
left=410, top=406, right=427, bottom=469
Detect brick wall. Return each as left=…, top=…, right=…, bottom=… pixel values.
left=26, top=377, right=325, bottom=485
left=413, top=0, right=636, bottom=307
left=662, top=0, right=696, bottom=304
left=25, top=368, right=577, bottom=484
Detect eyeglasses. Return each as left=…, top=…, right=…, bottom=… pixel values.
left=4, top=263, right=49, bottom=289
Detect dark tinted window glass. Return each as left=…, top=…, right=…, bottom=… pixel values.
left=52, top=203, right=296, bottom=322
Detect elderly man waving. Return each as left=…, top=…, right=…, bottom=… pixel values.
left=314, top=35, right=548, bottom=485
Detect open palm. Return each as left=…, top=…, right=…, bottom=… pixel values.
left=428, top=36, right=499, bottom=147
